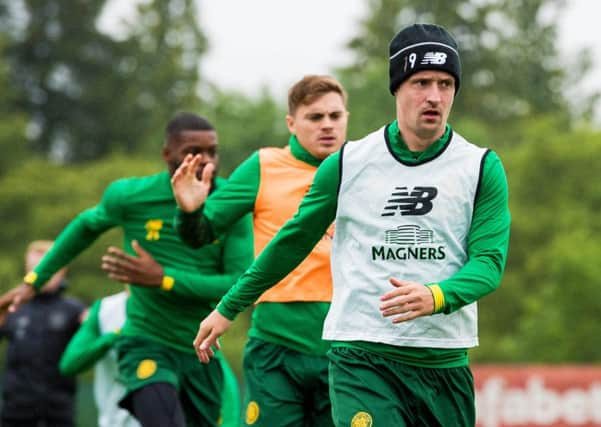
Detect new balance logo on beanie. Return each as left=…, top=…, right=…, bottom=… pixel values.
left=388, top=24, right=461, bottom=95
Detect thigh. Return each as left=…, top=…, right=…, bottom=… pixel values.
left=328, top=347, right=408, bottom=427
left=217, top=353, right=242, bottom=427
left=180, top=353, right=223, bottom=427
left=416, top=366, right=475, bottom=427
left=329, top=346, right=475, bottom=427
left=116, top=336, right=180, bottom=397
left=241, top=339, right=304, bottom=427
left=304, top=354, right=334, bottom=427
left=129, top=382, right=186, bottom=427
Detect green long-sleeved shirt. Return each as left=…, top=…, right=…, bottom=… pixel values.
left=205, top=122, right=510, bottom=368
left=59, top=299, right=117, bottom=376
left=176, top=136, right=332, bottom=355
left=28, top=171, right=254, bottom=353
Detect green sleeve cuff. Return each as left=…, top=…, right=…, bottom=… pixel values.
left=216, top=301, right=238, bottom=321
left=173, top=206, right=216, bottom=249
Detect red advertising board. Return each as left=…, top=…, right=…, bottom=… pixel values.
left=473, top=365, right=601, bottom=427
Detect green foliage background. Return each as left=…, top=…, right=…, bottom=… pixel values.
left=0, top=0, right=600, bottom=424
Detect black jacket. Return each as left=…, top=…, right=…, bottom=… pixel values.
left=0, top=283, right=85, bottom=424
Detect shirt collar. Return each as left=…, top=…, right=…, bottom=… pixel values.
left=289, top=135, right=323, bottom=167
left=387, top=120, right=452, bottom=164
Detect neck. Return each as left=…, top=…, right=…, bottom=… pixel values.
left=398, top=126, right=446, bottom=152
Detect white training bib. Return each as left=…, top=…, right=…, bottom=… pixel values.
left=325, top=126, right=487, bottom=348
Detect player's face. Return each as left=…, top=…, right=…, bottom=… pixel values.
left=395, top=70, right=455, bottom=148
left=27, top=248, right=67, bottom=293
left=163, top=130, right=219, bottom=178
left=286, top=92, right=348, bottom=160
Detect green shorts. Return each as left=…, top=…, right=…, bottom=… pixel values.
left=328, top=346, right=475, bottom=427
left=219, top=354, right=241, bottom=427
left=116, top=335, right=223, bottom=427
left=242, top=338, right=333, bottom=427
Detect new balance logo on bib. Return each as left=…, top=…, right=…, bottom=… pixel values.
left=381, top=186, right=438, bottom=216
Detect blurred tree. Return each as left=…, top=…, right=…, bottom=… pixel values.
left=0, top=0, right=206, bottom=162
left=473, top=117, right=601, bottom=362
left=0, top=35, right=27, bottom=175
left=337, top=0, right=597, bottom=140
left=115, top=0, right=208, bottom=156
left=203, top=85, right=289, bottom=175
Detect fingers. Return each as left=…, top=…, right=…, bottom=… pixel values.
left=381, top=300, right=421, bottom=322
left=171, top=164, right=184, bottom=183
left=0, top=294, right=11, bottom=310
left=380, top=294, right=418, bottom=317
left=101, top=252, right=136, bottom=280
left=102, top=257, right=133, bottom=282
left=390, top=310, right=421, bottom=323
left=172, top=154, right=203, bottom=184
left=0, top=285, right=35, bottom=320
left=106, top=272, right=131, bottom=284
left=193, top=310, right=229, bottom=364
left=171, top=155, right=211, bottom=213
left=389, top=277, right=411, bottom=289
left=380, top=278, right=411, bottom=302
left=8, top=293, right=24, bottom=314
left=193, top=328, right=220, bottom=364
left=0, top=292, right=14, bottom=325
left=201, top=162, right=214, bottom=186
left=106, top=245, right=130, bottom=259
left=131, top=240, right=149, bottom=258
left=380, top=278, right=433, bottom=323
left=102, top=247, right=137, bottom=269
left=173, top=154, right=195, bottom=178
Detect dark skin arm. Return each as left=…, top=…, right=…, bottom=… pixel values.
left=101, top=240, right=164, bottom=287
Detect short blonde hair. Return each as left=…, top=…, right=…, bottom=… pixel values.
left=26, top=240, right=54, bottom=256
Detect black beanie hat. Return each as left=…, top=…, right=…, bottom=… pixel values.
left=388, top=24, right=461, bottom=95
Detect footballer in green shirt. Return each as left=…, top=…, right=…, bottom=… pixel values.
left=0, top=112, right=253, bottom=427
left=182, top=25, right=510, bottom=427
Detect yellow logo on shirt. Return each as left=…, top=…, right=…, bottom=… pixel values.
left=136, top=359, right=157, bottom=379
left=145, top=219, right=163, bottom=241
left=351, top=411, right=373, bottom=427
left=245, top=401, right=260, bottom=424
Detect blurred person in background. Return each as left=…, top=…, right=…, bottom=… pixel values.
left=60, top=287, right=241, bottom=427
left=0, top=240, right=86, bottom=427
left=60, top=289, right=140, bottom=427
left=0, top=112, right=254, bottom=427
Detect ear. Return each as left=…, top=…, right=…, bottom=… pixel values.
left=161, top=145, right=170, bottom=162
left=285, top=114, right=295, bottom=134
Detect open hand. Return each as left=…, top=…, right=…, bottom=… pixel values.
left=193, top=309, right=232, bottom=363
left=171, top=154, right=214, bottom=213
left=101, top=240, right=164, bottom=287
left=0, top=284, right=36, bottom=325
left=379, top=278, right=435, bottom=323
